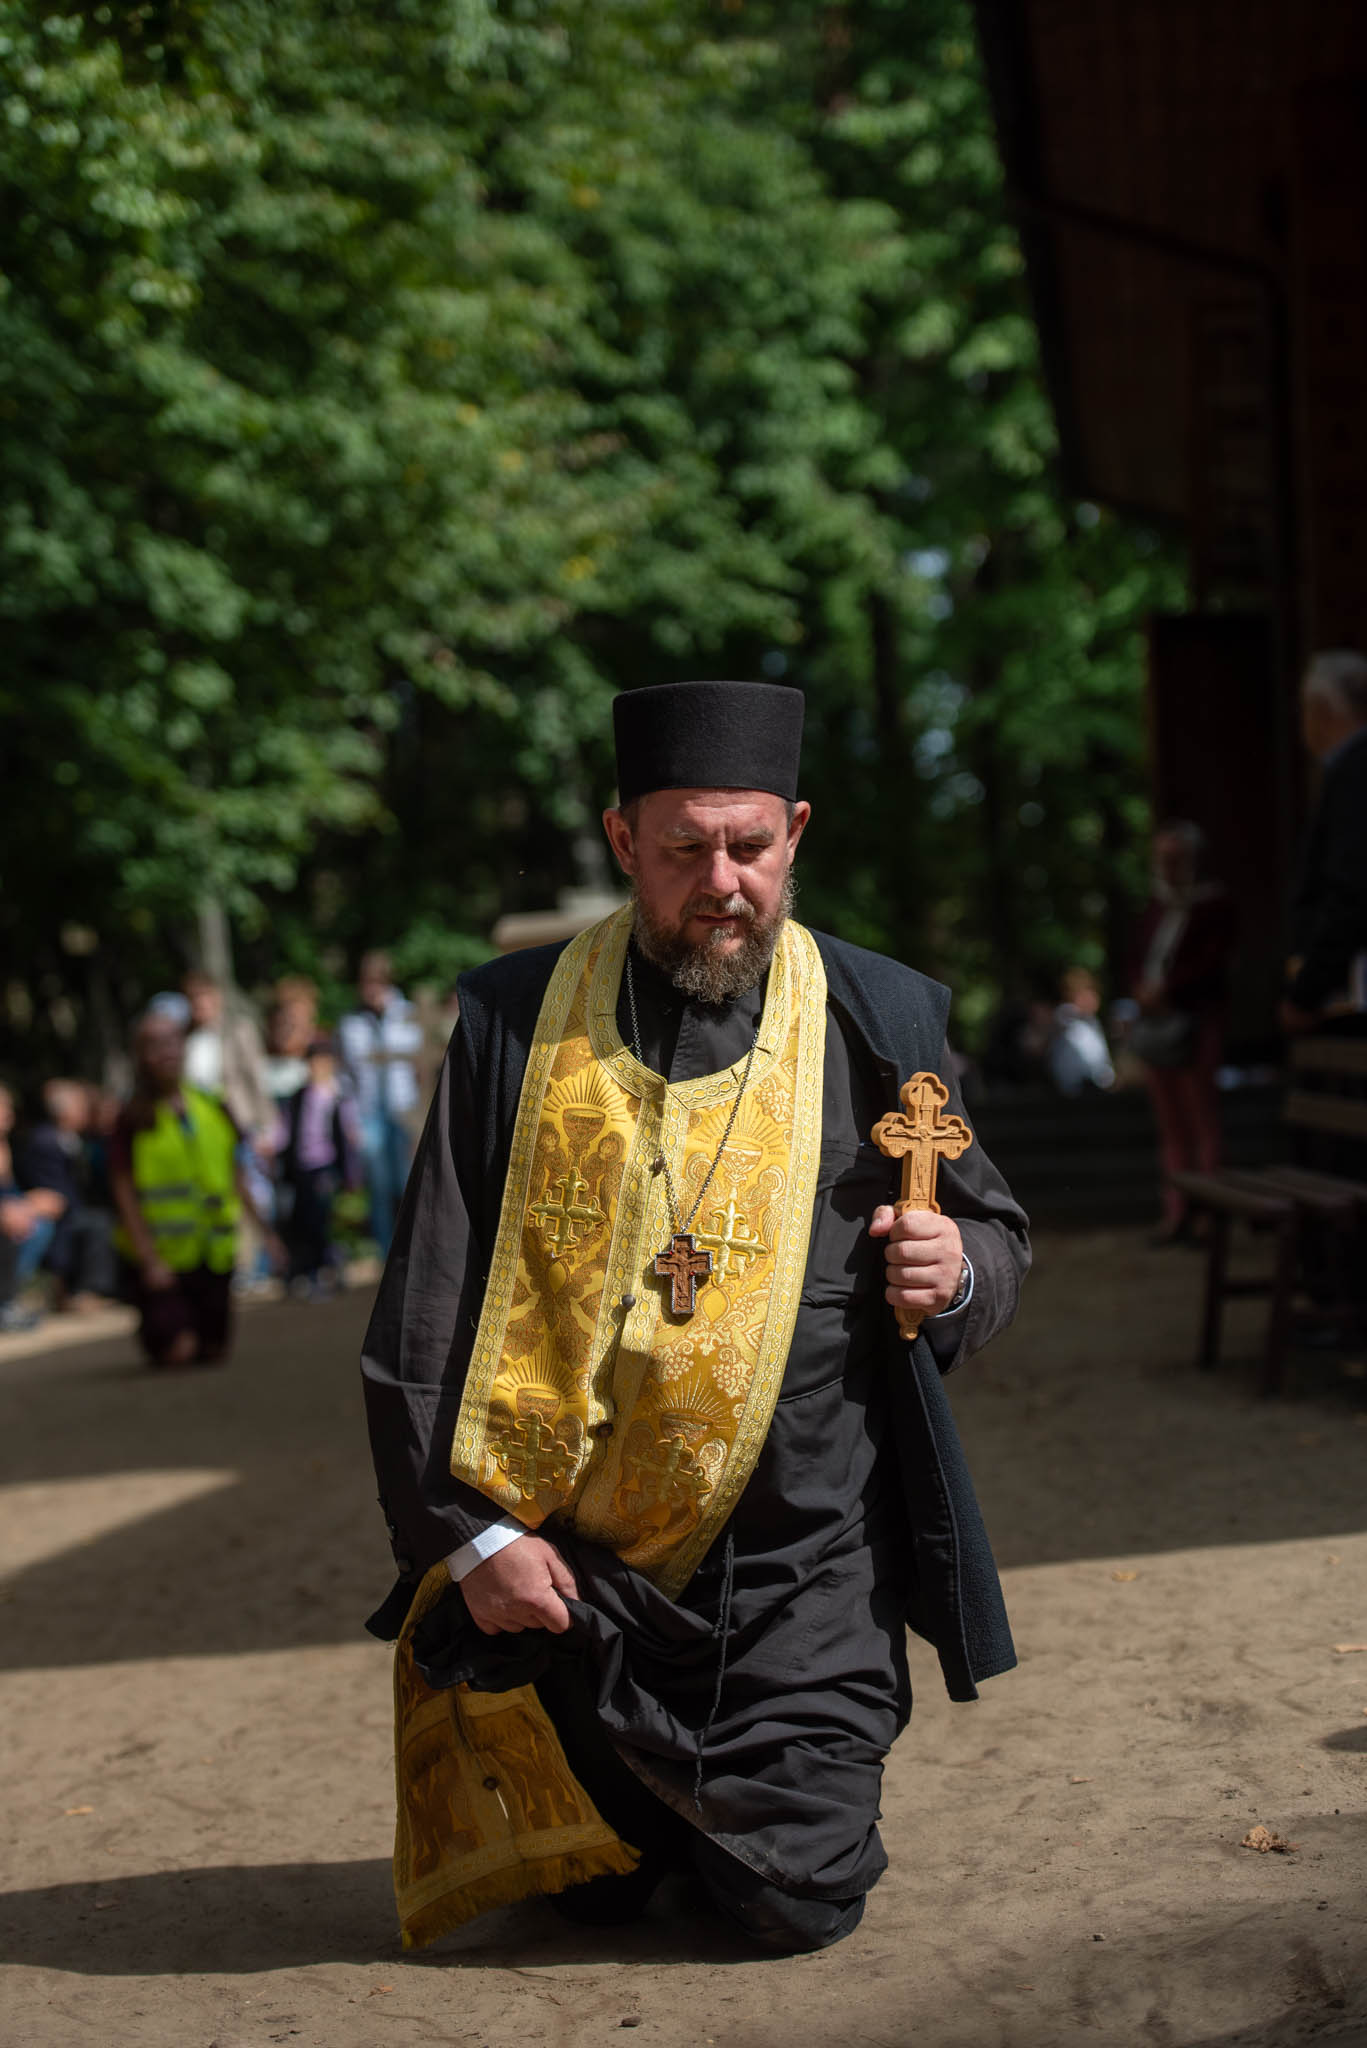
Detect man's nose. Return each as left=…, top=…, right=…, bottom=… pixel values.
left=701, top=848, right=740, bottom=898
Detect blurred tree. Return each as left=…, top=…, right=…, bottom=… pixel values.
left=0, top=0, right=1181, bottom=1076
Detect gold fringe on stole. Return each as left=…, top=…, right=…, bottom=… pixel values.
left=392, top=1564, right=638, bottom=1950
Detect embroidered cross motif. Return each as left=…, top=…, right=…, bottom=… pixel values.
left=633, top=1432, right=711, bottom=1510
left=528, top=1168, right=605, bottom=1252
left=696, top=1197, right=768, bottom=1283
left=653, top=1232, right=714, bottom=1316
left=489, top=1412, right=574, bottom=1501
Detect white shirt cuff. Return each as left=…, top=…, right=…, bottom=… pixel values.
left=445, top=1515, right=528, bottom=1583
left=931, top=1256, right=974, bottom=1318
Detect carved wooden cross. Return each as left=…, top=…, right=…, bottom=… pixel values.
left=871, top=1071, right=973, bottom=1342
left=653, top=1231, right=714, bottom=1317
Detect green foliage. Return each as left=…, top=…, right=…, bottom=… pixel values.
left=0, top=0, right=1182, bottom=1077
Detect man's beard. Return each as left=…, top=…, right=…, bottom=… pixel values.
left=631, top=871, right=795, bottom=1003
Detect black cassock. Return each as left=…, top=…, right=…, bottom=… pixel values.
left=362, top=935, right=1030, bottom=1906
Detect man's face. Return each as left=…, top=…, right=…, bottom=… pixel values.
left=602, top=788, right=809, bottom=996
left=358, top=972, right=387, bottom=1013
left=1152, top=830, right=1191, bottom=888
left=137, top=1017, right=186, bottom=1090
left=186, top=982, right=221, bottom=1029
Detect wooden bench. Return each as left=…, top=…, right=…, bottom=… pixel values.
left=1169, top=1037, right=1367, bottom=1395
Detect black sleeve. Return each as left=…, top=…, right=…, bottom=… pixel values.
left=359, top=1020, right=509, bottom=1601
left=17, top=1126, right=74, bottom=1202
left=921, top=1043, right=1031, bottom=1376
left=1289, top=758, right=1367, bottom=1010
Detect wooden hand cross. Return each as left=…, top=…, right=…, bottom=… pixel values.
left=871, top=1071, right=973, bottom=1342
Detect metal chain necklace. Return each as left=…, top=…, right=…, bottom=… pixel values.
left=625, top=948, right=761, bottom=1318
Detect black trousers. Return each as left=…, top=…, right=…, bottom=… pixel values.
left=281, top=1167, right=338, bottom=1281
left=534, top=1649, right=865, bottom=1955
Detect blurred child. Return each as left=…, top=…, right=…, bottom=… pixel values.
left=1047, top=967, right=1116, bottom=1096
left=277, top=1037, right=360, bottom=1296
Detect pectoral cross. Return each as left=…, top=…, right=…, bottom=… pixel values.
left=653, top=1232, right=714, bottom=1317
left=871, top=1071, right=973, bottom=1342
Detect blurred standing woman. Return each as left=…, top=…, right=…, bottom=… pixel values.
left=1130, top=821, right=1238, bottom=1244
left=110, top=1012, right=280, bottom=1367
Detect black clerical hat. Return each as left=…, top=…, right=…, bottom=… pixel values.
left=612, top=681, right=804, bottom=805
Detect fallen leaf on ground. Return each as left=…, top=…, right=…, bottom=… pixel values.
left=1332, top=1644, right=1367, bottom=1655
left=1111, top=1570, right=1140, bottom=1583
left=1241, top=1825, right=1297, bottom=1854
left=1295, top=1432, right=1325, bottom=1448
left=1070, top=1775, right=1093, bottom=1783
left=62, top=1806, right=94, bottom=1817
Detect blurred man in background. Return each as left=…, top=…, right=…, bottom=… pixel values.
left=110, top=1012, right=280, bottom=1368
left=1283, top=649, right=1367, bottom=1037
left=18, top=1079, right=116, bottom=1309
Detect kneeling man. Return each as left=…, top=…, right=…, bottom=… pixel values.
left=361, top=680, right=1028, bottom=1953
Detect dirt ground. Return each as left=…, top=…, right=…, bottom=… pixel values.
left=2, top=1229, right=1366, bottom=2048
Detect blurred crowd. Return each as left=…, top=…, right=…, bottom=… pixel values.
left=0, top=951, right=455, bottom=1365
left=982, top=648, right=1367, bottom=1241
left=5, top=652, right=1364, bottom=1342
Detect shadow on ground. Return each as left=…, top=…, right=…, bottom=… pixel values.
left=1, top=1232, right=1364, bottom=1672
left=0, top=1860, right=755, bottom=1976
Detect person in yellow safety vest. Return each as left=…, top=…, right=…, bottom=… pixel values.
left=110, top=1010, right=283, bottom=1368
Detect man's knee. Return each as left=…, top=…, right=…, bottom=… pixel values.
left=693, top=1838, right=865, bottom=1955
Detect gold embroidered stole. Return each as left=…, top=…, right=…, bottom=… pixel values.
left=451, top=903, right=827, bottom=1597
left=390, top=909, right=827, bottom=1947
left=392, top=1562, right=637, bottom=1949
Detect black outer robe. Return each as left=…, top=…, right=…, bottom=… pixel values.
left=362, top=929, right=1030, bottom=1897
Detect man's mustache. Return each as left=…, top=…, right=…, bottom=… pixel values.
left=682, top=893, right=755, bottom=923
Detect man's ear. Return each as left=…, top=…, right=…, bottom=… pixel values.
left=602, top=806, right=636, bottom=877
left=786, top=799, right=811, bottom=862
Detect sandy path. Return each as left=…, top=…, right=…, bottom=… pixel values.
left=1, top=1232, right=1365, bottom=2048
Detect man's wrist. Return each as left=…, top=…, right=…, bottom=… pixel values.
left=446, top=1516, right=528, bottom=1583
left=932, top=1256, right=973, bottom=1318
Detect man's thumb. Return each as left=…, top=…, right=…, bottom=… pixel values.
left=869, top=1204, right=895, bottom=1237
left=545, top=1549, right=580, bottom=1601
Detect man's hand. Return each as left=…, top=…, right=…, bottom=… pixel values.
left=0, top=1202, right=34, bottom=1243
left=869, top=1206, right=964, bottom=1319
left=141, top=1254, right=176, bottom=1292
left=459, top=1534, right=579, bottom=1637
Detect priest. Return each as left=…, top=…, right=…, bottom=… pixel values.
left=361, top=680, right=1029, bottom=1955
